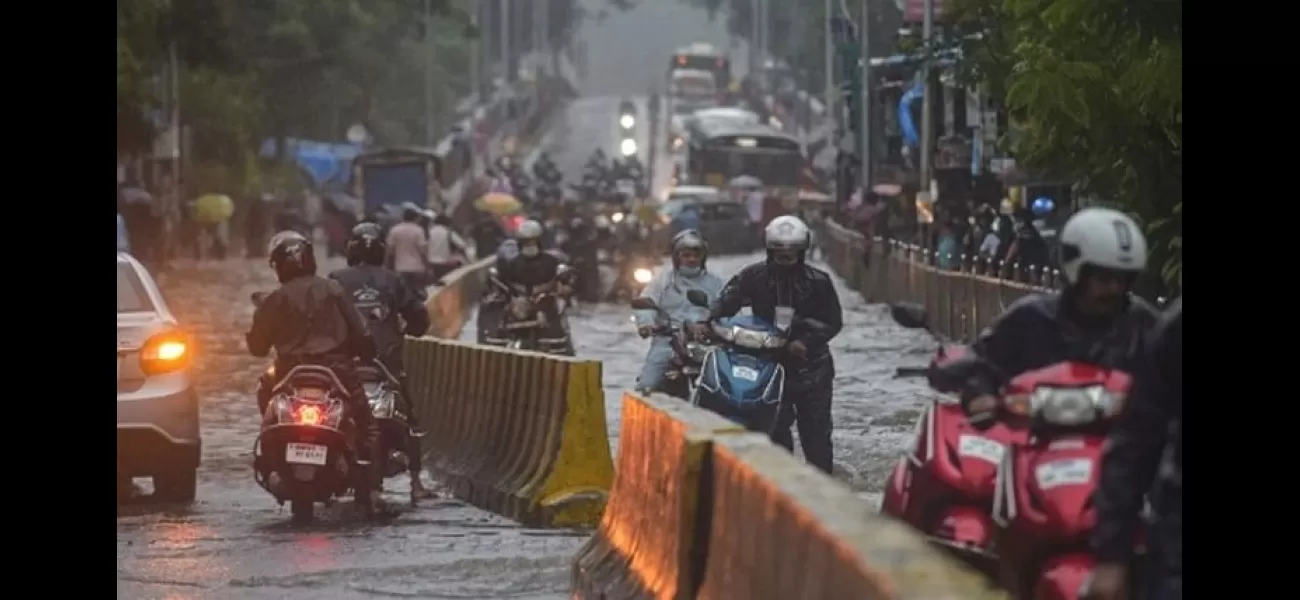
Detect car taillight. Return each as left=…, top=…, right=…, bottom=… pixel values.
left=140, top=331, right=192, bottom=375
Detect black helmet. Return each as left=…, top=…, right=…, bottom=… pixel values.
left=346, top=222, right=386, bottom=266
left=268, top=230, right=317, bottom=283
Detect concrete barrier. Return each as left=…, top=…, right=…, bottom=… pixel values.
left=403, top=337, right=613, bottom=527
left=698, top=434, right=1004, bottom=600
left=422, top=257, right=493, bottom=339
left=572, top=392, right=744, bottom=600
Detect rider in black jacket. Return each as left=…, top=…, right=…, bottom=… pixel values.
left=701, top=215, right=844, bottom=474
left=935, top=208, right=1162, bottom=429
left=1089, top=298, right=1182, bottom=600
left=328, top=223, right=435, bottom=501
left=246, top=231, right=382, bottom=514
left=488, top=219, right=575, bottom=354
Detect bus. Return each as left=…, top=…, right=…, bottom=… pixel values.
left=669, top=42, right=731, bottom=90
left=681, top=120, right=803, bottom=211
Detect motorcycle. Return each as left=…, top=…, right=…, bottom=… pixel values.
left=629, top=297, right=714, bottom=400
left=987, top=361, right=1137, bottom=599
left=249, top=292, right=372, bottom=524
left=607, top=252, right=656, bottom=302
left=880, top=302, right=1030, bottom=577
left=355, top=360, right=424, bottom=487
left=483, top=266, right=575, bottom=355
left=682, top=290, right=831, bottom=433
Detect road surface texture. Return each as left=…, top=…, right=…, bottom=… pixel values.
left=117, top=2, right=933, bottom=598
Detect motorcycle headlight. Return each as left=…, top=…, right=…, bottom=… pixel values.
left=730, top=327, right=771, bottom=349
left=634, top=268, right=653, bottom=284
left=612, top=212, right=625, bottom=223
left=509, top=297, right=534, bottom=319
left=1008, top=385, right=1123, bottom=426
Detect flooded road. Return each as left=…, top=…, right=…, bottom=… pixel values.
left=119, top=2, right=936, bottom=596
left=118, top=257, right=589, bottom=599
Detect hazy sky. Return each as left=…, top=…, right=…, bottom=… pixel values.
left=575, top=0, right=745, bottom=97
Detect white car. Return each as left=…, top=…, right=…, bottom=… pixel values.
left=117, top=252, right=201, bottom=502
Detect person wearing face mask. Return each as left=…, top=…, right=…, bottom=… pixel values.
left=933, top=207, right=1161, bottom=429
left=693, top=215, right=844, bottom=474
left=633, top=230, right=725, bottom=395
left=487, top=219, right=576, bottom=354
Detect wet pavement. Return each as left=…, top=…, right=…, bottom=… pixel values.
left=119, top=3, right=934, bottom=597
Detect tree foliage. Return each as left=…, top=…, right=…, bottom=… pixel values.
left=954, top=0, right=1182, bottom=288
left=118, top=0, right=581, bottom=194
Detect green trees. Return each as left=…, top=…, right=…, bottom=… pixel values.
left=119, top=0, right=582, bottom=196
left=957, top=0, right=1182, bottom=287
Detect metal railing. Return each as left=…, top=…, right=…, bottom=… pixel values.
left=819, top=218, right=1057, bottom=342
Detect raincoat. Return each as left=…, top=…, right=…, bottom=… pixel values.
left=633, top=267, right=725, bottom=392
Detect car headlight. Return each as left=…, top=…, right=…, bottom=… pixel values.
left=620, top=114, right=635, bottom=129
left=634, top=268, right=653, bottom=284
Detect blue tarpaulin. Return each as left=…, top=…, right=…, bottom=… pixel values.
left=260, top=138, right=364, bottom=188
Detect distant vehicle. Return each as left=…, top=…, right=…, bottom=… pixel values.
left=670, top=42, right=731, bottom=90
left=657, top=189, right=759, bottom=255
left=117, top=251, right=200, bottom=502
left=669, top=69, right=719, bottom=115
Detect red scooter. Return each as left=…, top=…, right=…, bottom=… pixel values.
left=990, top=361, right=1135, bottom=599
left=881, top=303, right=1029, bottom=576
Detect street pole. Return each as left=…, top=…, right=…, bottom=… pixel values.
left=824, top=0, right=835, bottom=135
left=423, top=0, right=435, bottom=147
left=750, top=0, right=760, bottom=76
left=499, top=0, right=511, bottom=84
left=469, top=1, right=481, bottom=102
left=859, top=0, right=872, bottom=193
left=918, top=0, right=935, bottom=196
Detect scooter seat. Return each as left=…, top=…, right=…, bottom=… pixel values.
left=274, top=365, right=349, bottom=397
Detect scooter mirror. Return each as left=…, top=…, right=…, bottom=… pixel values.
left=685, top=290, right=710, bottom=308
left=889, top=302, right=930, bottom=330
left=629, top=297, right=659, bottom=311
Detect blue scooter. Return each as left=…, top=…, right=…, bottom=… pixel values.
left=681, top=290, right=830, bottom=433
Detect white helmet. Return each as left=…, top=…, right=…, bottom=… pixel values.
left=1058, top=208, right=1148, bottom=283
left=764, top=215, right=811, bottom=251
left=515, top=219, right=544, bottom=242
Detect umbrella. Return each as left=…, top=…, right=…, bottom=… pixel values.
left=120, top=186, right=153, bottom=205
left=728, top=175, right=763, bottom=188
left=194, top=194, right=235, bottom=224
left=474, top=192, right=523, bottom=215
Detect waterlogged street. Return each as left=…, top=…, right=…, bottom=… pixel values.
left=119, top=2, right=938, bottom=597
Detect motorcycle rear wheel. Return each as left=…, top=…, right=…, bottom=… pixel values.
left=291, top=496, right=314, bottom=524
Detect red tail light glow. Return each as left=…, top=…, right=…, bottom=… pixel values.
left=297, top=404, right=322, bottom=425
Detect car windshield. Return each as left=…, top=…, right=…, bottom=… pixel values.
left=118, top=262, right=154, bottom=313
left=700, top=202, right=749, bottom=222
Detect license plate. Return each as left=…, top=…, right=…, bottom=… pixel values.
left=285, top=443, right=328, bottom=466
left=731, top=366, right=760, bottom=381
left=1035, top=458, right=1093, bottom=490
left=957, top=434, right=1005, bottom=465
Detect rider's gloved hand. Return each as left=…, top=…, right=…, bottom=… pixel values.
left=963, top=394, right=999, bottom=431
